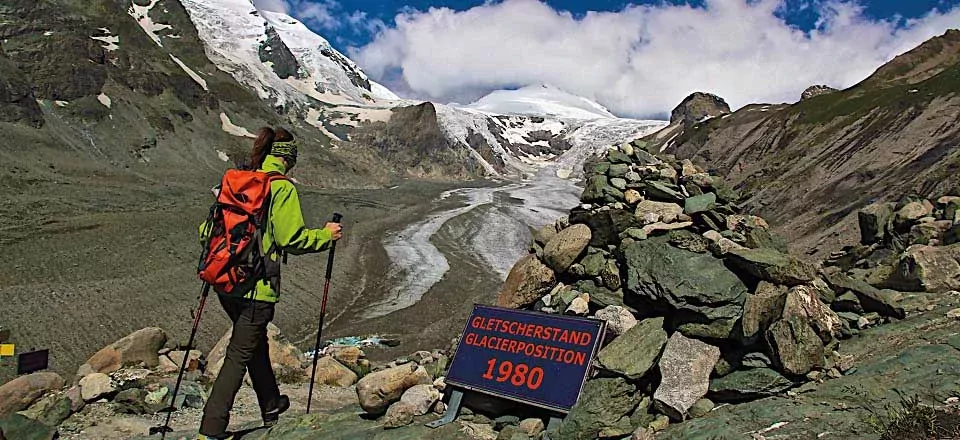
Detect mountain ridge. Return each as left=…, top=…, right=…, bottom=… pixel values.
left=643, top=28, right=960, bottom=259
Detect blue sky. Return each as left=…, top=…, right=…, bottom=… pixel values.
left=256, top=0, right=960, bottom=117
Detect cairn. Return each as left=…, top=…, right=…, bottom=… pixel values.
left=494, top=140, right=909, bottom=437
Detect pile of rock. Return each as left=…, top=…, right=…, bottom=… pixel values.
left=0, top=323, right=381, bottom=438
left=491, top=141, right=908, bottom=438
left=826, top=196, right=960, bottom=295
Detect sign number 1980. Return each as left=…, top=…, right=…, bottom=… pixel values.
left=482, top=358, right=544, bottom=390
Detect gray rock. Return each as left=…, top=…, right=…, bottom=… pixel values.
left=76, top=327, right=167, bottom=378
left=645, top=181, right=684, bottom=202
left=634, top=200, right=683, bottom=224
left=399, top=384, right=440, bottom=416
left=356, top=364, right=432, bottom=415
left=543, top=224, right=592, bottom=273
left=382, top=401, right=415, bottom=429
left=831, top=291, right=863, bottom=313
left=597, top=317, right=667, bottom=380
left=683, top=193, right=716, bottom=215
left=496, top=254, right=557, bottom=309
left=708, top=368, right=794, bottom=402
left=726, top=247, right=816, bottom=286
left=609, top=163, right=631, bottom=178
left=582, top=175, right=624, bottom=204
left=600, top=259, right=621, bottom=290
left=765, top=317, right=825, bottom=376
left=519, top=418, right=545, bottom=436
left=623, top=235, right=747, bottom=329
left=0, top=372, right=65, bottom=417
left=609, top=149, right=633, bottom=164
left=654, top=333, right=720, bottom=420
left=688, top=398, right=715, bottom=418
left=825, top=272, right=905, bottom=319
left=558, top=377, right=641, bottom=439
left=79, top=373, right=115, bottom=401
left=580, top=252, right=606, bottom=277
left=885, top=243, right=960, bottom=293
left=610, top=177, right=628, bottom=190
left=782, top=285, right=843, bottom=344
left=742, top=352, right=772, bottom=369
left=741, top=282, right=789, bottom=342
left=858, top=202, right=894, bottom=245
left=594, top=306, right=638, bottom=336
left=534, top=223, right=559, bottom=247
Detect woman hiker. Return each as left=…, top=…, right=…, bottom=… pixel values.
left=198, top=127, right=343, bottom=440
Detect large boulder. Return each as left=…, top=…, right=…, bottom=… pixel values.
left=570, top=208, right=642, bottom=247
left=634, top=200, right=683, bottom=224
left=782, top=285, right=842, bottom=344
left=708, top=368, right=795, bottom=402
left=582, top=175, right=624, bottom=205
left=594, top=306, right=638, bottom=337
left=683, top=193, right=716, bottom=215
left=765, top=317, right=824, bottom=376
left=399, top=384, right=441, bottom=416
left=741, top=282, right=789, bottom=342
left=543, top=224, right=592, bottom=273
left=0, top=372, right=65, bottom=416
left=79, top=373, right=115, bottom=401
left=496, top=254, right=557, bottom=309
left=206, top=323, right=306, bottom=379
left=825, top=273, right=905, bottom=319
left=77, top=327, right=167, bottom=378
left=557, top=377, right=642, bottom=439
left=894, top=201, right=932, bottom=228
left=306, top=356, right=358, bottom=387
left=355, top=364, right=431, bottom=415
left=597, top=317, right=667, bottom=380
left=725, top=248, right=816, bottom=286
left=382, top=401, right=415, bottom=429
left=653, top=333, right=720, bottom=421
left=884, top=243, right=960, bottom=293
left=622, top=236, right=747, bottom=336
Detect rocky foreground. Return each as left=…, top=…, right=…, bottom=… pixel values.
left=2, top=143, right=960, bottom=440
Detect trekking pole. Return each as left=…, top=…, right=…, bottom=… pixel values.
left=306, top=212, right=343, bottom=414
left=150, top=282, right=211, bottom=438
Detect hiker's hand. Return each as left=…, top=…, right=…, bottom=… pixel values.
left=324, top=222, right=343, bottom=241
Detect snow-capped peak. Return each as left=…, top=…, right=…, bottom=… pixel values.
left=462, top=84, right=617, bottom=120
left=180, top=0, right=399, bottom=107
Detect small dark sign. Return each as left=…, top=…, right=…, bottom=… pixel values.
left=17, top=349, right=49, bottom=375
left=445, top=305, right=605, bottom=413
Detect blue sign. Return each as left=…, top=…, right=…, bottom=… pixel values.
left=445, top=305, right=606, bottom=413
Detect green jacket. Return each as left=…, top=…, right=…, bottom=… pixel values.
left=200, top=155, right=334, bottom=302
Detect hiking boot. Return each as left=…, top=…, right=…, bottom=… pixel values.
left=197, top=435, right=233, bottom=440
left=262, top=395, right=290, bottom=426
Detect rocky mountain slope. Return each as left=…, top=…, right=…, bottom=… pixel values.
left=643, top=29, right=960, bottom=260
left=4, top=144, right=959, bottom=440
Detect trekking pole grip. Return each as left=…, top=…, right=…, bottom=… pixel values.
left=331, top=212, right=343, bottom=223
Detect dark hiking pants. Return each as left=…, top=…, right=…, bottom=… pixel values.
left=199, top=296, right=281, bottom=436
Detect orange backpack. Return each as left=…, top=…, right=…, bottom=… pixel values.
left=198, top=169, right=287, bottom=295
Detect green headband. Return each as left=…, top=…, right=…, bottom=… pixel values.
left=271, top=140, right=298, bottom=161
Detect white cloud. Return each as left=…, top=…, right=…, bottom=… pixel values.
left=351, top=0, right=960, bottom=118
left=254, top=0, right=340, bottom=30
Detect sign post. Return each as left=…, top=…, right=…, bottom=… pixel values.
left=429, top=305, right=605, bottom=431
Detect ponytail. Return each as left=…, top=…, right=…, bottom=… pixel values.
left=248, top=127, right=275, bottom=170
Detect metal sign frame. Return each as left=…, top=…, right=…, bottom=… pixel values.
left=443, top=304, right=606, bottom=414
